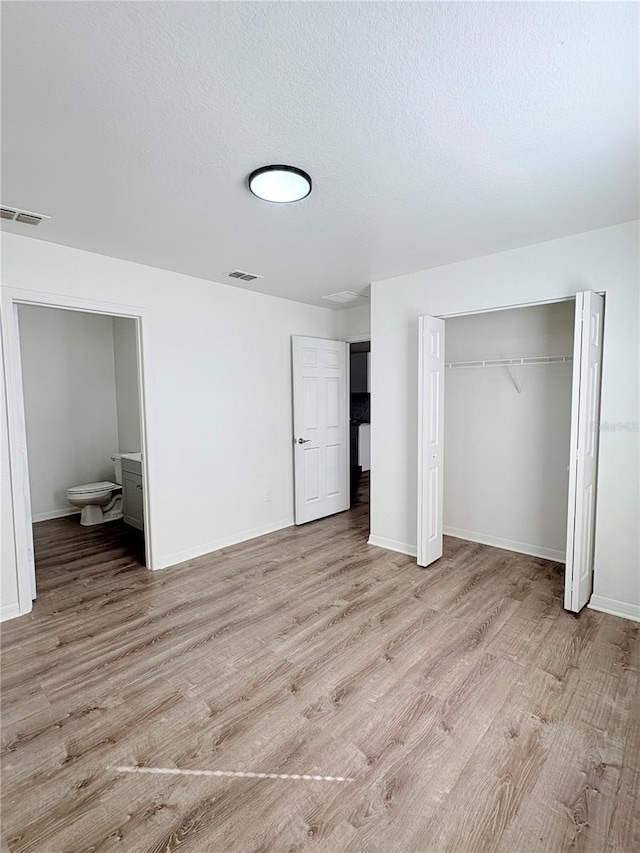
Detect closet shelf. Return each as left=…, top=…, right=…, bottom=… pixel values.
left=444, top=355, right=573, bottom=369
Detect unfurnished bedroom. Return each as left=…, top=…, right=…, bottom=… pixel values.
left=1, top=2, right=638, bottom=852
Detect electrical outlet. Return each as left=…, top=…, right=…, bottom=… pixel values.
left=264, top=490, right=272, bottom=502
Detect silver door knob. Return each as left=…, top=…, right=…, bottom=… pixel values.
left=297, top=438, right=311, bottom=444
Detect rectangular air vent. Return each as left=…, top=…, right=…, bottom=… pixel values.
left=321, top=291, right=362, bottom=304
left=16, top=213, right=43, bottom=226
left=228, top=269, right=263, bottom=282
left=0, top=205, right=50, bottom=225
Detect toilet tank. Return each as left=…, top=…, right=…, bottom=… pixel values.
left=111, top=454, right=123, bottom=485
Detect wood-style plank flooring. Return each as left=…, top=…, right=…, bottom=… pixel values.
left=1, top=496, right=638, bottom=852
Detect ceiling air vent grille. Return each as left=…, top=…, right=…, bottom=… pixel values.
left=321, top=291, right=362, bottom=304
left=228, top=269, right=263, bottom=282
left=16, top=213, right=43, bottom=226
left=1, top=205, right=50, bottom=225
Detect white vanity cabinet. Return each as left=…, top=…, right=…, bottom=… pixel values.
left=121, top=455, right=144, bottom=530
left=358, top=423, right=371, bottom=472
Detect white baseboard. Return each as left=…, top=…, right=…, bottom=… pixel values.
left=32, top=507, right=81, bottom=523
left=0, top=603, right=23, bottom=622
left=443, top=526, right=565, bottom=563
left=158, top=517, right=295, bottom=570
left=368, top=535, right=417, bottom=558
left=589, top=595, right=640, bottom=624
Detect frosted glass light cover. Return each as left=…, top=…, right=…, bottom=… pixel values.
left=248, top=166, right=312, bottom=203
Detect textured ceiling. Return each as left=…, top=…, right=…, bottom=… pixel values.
left=1, top=1, right=638, bottom=308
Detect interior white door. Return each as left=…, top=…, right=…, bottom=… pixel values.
left=565, top=291, right=604, bottom=612
left=417, top=316, right=445, bottom=567
left=292, top=336, right=350, bottom=524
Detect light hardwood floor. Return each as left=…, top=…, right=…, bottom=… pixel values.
left=1, top=500, right=638, bottom=852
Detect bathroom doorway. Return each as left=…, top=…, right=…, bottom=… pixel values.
left=2, top=289, right=153, bottom=617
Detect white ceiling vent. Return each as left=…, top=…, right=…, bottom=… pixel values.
left=1, top=205, right=51, bottom=225
left=321, top=291, right=363, bottom=304
left=227, top=269, right=263, bottom=282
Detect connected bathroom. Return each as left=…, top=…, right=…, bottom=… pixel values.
left=17, top=304, right=146, bottom=579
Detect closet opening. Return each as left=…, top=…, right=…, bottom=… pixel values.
left=417, top=293, right=604, bottom=613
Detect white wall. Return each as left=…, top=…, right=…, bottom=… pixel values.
left=1, top=233, right=339, bottom=618
left=370, top=221, right=639, bottom=616
left=340, top=304, right=371, bottom=340
left=112, top=316, right=141, bottom=453
left=18, top=305, right=120, bottom=521
left=444, top=303, right=574, bottom=560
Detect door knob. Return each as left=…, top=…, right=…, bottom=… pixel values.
left=297, top=438, right=311, bottom=444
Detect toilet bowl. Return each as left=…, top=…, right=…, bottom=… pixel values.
left=67, top=481, right=123, bottom=526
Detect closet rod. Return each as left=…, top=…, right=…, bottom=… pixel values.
left=445, top=355, right=573, bottom=369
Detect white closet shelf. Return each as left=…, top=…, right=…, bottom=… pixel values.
left=445, top=355, right=573, bottom=369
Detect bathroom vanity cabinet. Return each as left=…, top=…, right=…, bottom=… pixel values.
left=121, top=455, right=144, bottom=530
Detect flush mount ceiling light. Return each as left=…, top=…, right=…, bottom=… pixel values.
left=248, top=165, right=312, bottom=203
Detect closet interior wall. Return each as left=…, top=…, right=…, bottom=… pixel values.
left=443, top=301, right=575, bottom=561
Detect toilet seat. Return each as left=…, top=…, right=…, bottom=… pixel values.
left=68, top=481, right=119, bottom=496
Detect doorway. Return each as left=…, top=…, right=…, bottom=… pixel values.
left=2, top=288, right=153, bottom=618
left=417, top=293, right=604, bottom=613
left=290, top=335, right=371, bottom=531
left=349, top=341, right=370, bottom=513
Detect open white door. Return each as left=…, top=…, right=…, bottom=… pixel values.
left=565, top=291, right=604, bottom=612
left=417, top=316, right=445, bottom=567
left=292, top=336, right=349, bottom=525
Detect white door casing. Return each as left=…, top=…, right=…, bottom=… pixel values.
left=417, top=316, right=445, bottom=567
left=1, top=304, right=36, bottom=605
left=565, top=291, right=604, bottom=612
left=292, top=336, right=349, bottom=525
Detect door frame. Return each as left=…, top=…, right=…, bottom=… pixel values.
left=1, top=287, right=156, bottom=618
left=417, top=292, right=604, bottom=589
left=436, top=294, right=578, bottom=321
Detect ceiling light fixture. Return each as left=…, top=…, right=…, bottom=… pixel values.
left=248, top=165, right=312, bottom=203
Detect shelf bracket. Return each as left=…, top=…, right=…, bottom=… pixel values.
left=507, top=363, right=522, bottom=394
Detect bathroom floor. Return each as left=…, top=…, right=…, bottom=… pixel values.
left=30, top=515, right=145, bottom=599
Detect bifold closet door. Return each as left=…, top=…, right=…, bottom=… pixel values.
left=417, top=316, right=445, bottom=567
left=565, top=291, right=604, bottom=613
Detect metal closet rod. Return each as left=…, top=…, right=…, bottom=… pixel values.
left=445, top=355, right=573, bottom=369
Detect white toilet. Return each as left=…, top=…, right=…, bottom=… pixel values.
left=67, top=455, right=124, bottom=526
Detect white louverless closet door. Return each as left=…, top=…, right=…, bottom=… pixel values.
left=565, top=291, right=604, bottom=612
left=417, top=316, right=445, bottom=567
